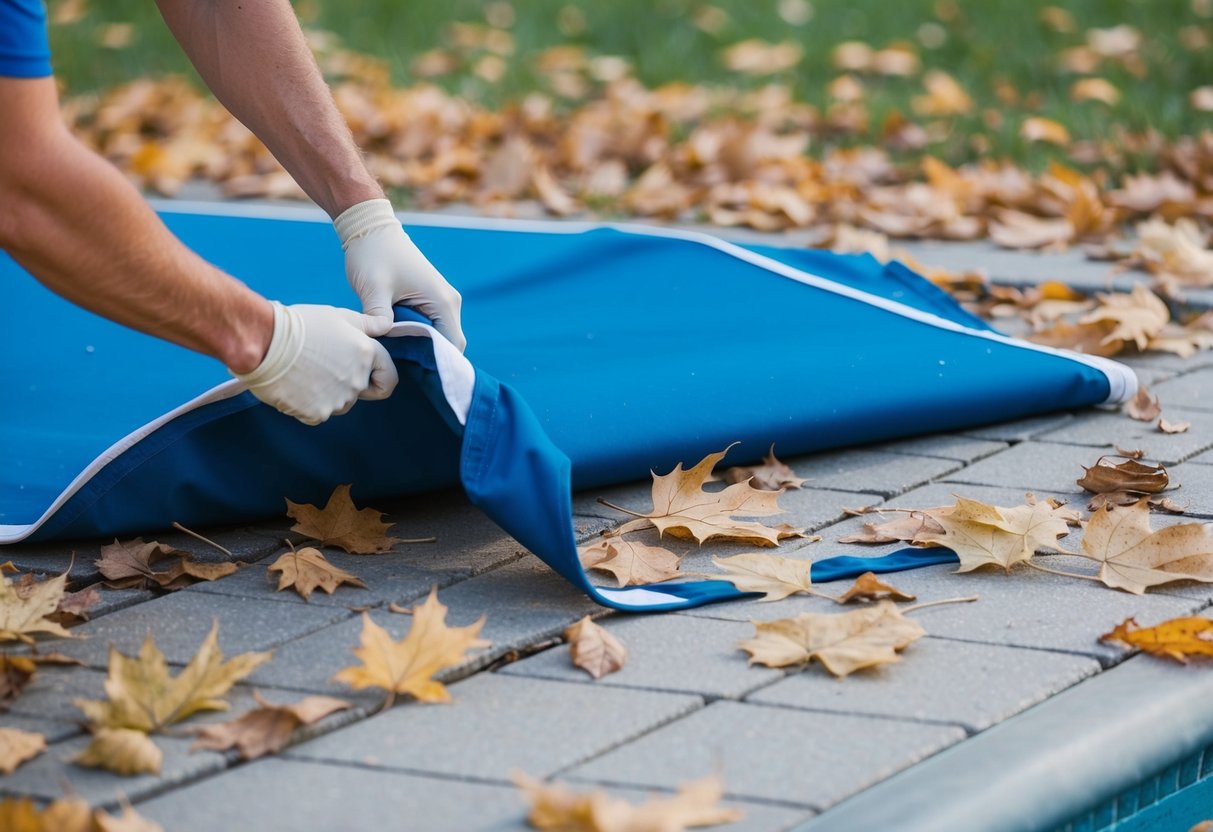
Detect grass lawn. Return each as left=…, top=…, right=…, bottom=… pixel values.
left=49, top=0, right=1213, bottom=168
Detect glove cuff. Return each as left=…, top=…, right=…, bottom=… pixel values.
left=333, top=198, right=399, bottom=250
left=232, top=301, right=304, bottom=389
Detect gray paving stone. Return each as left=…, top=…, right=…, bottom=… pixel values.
left=249, top=556, right=599, bottom=695
left=941, top=441, right=1106, bottom=496
left=573, top=479, right=657, bottom=521
left=1032, top=406, right=1213, bottom=464
left=567, top=700, right=964, bottom=811
left=747, top=637, right=1100, bottom=733
left=794, top=449, right=962, bottom=498
left=44, top=590, right=350, bottom=669
left=961, top=412, right=1076, bottom=443
left=0, top=733, right=225, bottom=806
left=288, top=673, right=703, bottom=781
left=3, top=714, right=82, bottom=743
left=1166, top=463, right=1213, bottom=518
left=500, top=614, right=785, bottom=700
left=1119, top=349, right=1213, bottom=373
left=877, top=434, right=1009, bottom=463
left=1191, top=448, right=1213, bottom=465
left=1151, top=368, right=1213, bottom=411
left=5, top=665, right=105, bottom=723
left=891, top=239, right=1133, bottom=294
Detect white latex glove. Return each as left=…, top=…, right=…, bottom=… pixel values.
left=334, top=198, right=466, bottom=352
left=232, top=302, right=399, bottom=426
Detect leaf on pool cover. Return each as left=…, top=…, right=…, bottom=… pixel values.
left=190, top=690, right=353, bottom=760
left=710, top=552, right=815, bottom=601
left=1101, top=616, right=1213, bottom=663
left=579, top=536, right=684, bottom=587
left=1079, top=498, right=1213, bottom=593
left=834, top=571, right=917, bottom=604
left=267, top=546, right=367, bottom=600
left=565, top=616, right=627, bottom=679
left=286, top=484, right=410, bottom=554
left=916, top=497, right=1073, bottom=572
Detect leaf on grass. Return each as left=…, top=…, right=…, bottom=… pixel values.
left=1077, top=456, right=1169, bottom=494
left=0, top=727, right=45, bottom=774
left=286, top=484, right=405, bottom=554
left=1020, top=116, right=1071, bottom=145
left=71, top=727, right=162, bottom=776
left=738, top=602, right=925, bottom=676
left=565, top=616, right=627, bottom=679
left=916, top=497, right=1073, bottom=572
left=579, top=536, right=683, bottom=587
left=267, top=547, right=367, bottom=600
left=190, top=690, right=352, bottom=760
left=514, top=771, right=742, bottom=831
left=75, top=623, right=271, bottom=732
left=1159, top=418, right=1191, bottom=434
left=718, top=444, right=806, bottom=491
left=0, top=569, right=71, bottom=644
left=1079, top=498, right=1213, bottom=593
left=835, top=572, right=917, bottom=604
left=1101, top=616, right=1213, bottom=662
left=710, top=553, right=814, bottom=601
left=1125, top=386, right=1162, bottom=421
left=333, top=588, right=489, bottom=706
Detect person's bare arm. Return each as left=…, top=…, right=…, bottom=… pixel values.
left=154, top=0, right=382, bottom=219
left=0, top=75, right=272, bottom=372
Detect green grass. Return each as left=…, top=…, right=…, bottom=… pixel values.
left=47, top=0, right=1213, bottom=168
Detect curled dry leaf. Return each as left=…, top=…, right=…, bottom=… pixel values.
left=0, top=797, right=95, bottom=832
left=1020, top=116, right=1071, bottom=145
left=0, top=652, right=82, bottom=709
left=1125, top=386, right=1162, bottom=421
left=1079, top=498, right=1213, bottom=593
left=1101, top=616, right=1213, bottom=662
left=71, top=727, right=163, bottom=776
left=579, top=535, right=683, bottom=587
left=710, top=552, right=815, bottom=601
left=286, top=484, right=416, bottom=554
left=837, top=511, right=945, bottom=544
left=267, top=546, right=367, bottom=600
left=1077, top=456, right=1169, bottom=495
left=95, top=538, right=237, bottom=590
left=834, top=572, right=917, bottom=604
left=190, top=690, right=353, bottom=760
left=916, top=497, right=1073, bottom=572
left=1158, top=418, right=1191, bottom=434
left=95, top=802, right=166, bottom=832
left=0, top=568, right=71, bottom=644
left=1088, top=492, right=1187, bottom=514
left=51, top=586, right=103, bottom=625
left=739, top=602, right=925, bottom=677
left=0, top=726, right=45, bottom=774
left=1079, top=285, right=1170, bottom=352
left=1116, top=446, right=1146, bottom=459
left=565, top=616, right=627, bottom=680
left=718, top=444, right=806, bottom=491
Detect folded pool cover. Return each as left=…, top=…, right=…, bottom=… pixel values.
left=0, top=204, right=1135, bottom=610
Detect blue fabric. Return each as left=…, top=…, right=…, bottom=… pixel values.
left=0, top=0, right=52, bottom=78
left=0, top=210, right=1119, bottom=610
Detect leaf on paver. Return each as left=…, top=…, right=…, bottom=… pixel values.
left=580, top=535, right=683, bottom=587
left=1159, top=418, right=1191, bottom=434
left=71, top=727, right=163, bottom=776
left=333, top=588, right=489, bottom=708
left=738, top=601, right=925, bottom=677
left=1101, top=616, right=1213, bottom=663
left=94, top=801, right=166, bottom=832
left=718, top=444, right=806, bottom=491
left=51, top=585, right=103, bottom=625
left=0, top=569, right=71, bottom=644
left=0, top=727, right=45, bottom=774
left=1080, top=284, right=1171, bottom=352
left=267, top=546, right=367, bottom=600
left=0, top=562, right=16, bottom=574
left=1116, top=446, right=1146, bottom=459
left=834, top=571, right=917, bottom=604
left=513, top=771, right=743, bottom=831
left=603, top=445, right=801, bottom=546
left=1088, top=491, right=1187, bottom=514
left=1125, top=385, right=1162, bottom=421
left=287, top=484, right=425, bottom=554
left=0, top=797, right=94, bottom=832
left=710, top=552, right=816, bottom=601
left=836, top=511, right=945, bottom=544
left=95, top=538, right=238, bottom=590
left=0, top=652, right=82, bottom=709
left=1079, top=498, right=1213, bottom=593
left=75, top=622, right=271, bottom=733
left=915, top=497, right=1073, bottom=572
left=1028, top=319, right=1124, bottom=357
left=190, top=690, right=352, bottom=760
left=1076, top=456, right=1169, bottom=495
left=565, top=616, right=627, bottom=680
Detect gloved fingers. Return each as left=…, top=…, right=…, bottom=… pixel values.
left=359, top=341, right=399, bottom=401
left=402, top=290, right=466, bottom=352
left=332, top=399, right=357, bottom=417
left=359, top=290, right=395, bottom=337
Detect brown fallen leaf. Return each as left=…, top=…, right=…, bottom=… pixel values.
left=710, top=552, right=816, bottom=601
left=988, top=209, right=1073, bottom=250
left=837, top=511, right=945, bottom=544
left=1116, top=446, right=1146, bottom=459
left=0, top=797, right=94, bottom=832
left=95, top=801, right=166, bottom=832
left=267, top=546, right=367, bottom=600
left=1159, top=418, right=1191, bottom=434
left=1027, top=319, right=1124, bottom=357
left=51, top=585, right=103, bottom=625
left=1088, top=491, right=1187, bottom=513
left=514, top=771, right=742, bottom=831
left=0, top=561, right=15, bottom=573
left=0, top=726, right=45, bottom=774
left=71, top=727, right=163, bottom=776
left=1, top=652, right=83, bottom=709
left=190, top=690, right=352, bottom=760
left=1020, top=116, right=1071, bottom=145
left=1125, top=385, right=1162, bottom=421
left=287, top=484, right=423, bottom=554
left=580, top=535, right=684, bottom=587
left=1080, top=285, right=1170, bottom=352
left=333, top=588, right=489, bottom=708
left=834, top=572, right=917, bottom=604
left=718, top=444, right=806, bottom=491
left=1077, top=456, right=1169, bottom=494
left=95, top=538, right=237, bottom=590
left=916, top=497, right=1073, bottom=572
left=387, top=602, right=413, bottom=615
left=1101, top=616, right=1213, bottom=662
left=739, top=602, right=925, bottom=676
left=0, top=568, right=71, bottom=644
left=565, top=616, right=627, bottom=680
left=1079, top=498, right=1213, bottom=593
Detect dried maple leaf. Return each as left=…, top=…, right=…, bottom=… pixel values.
left=1079, top=498, right=1213, bottom=593
left=1, top=652, right=82, bottom=709
left=989, top=209, right=1073, bottom=249
left=95, top=538, right=236, bottom=590
left=710, top=553, right=815, bottom=601
left=739, top=602, right=925, bottom=676
left=1071, top=77, right=1120, bottom=105
left=0, top=569, right=71, bottom=644
left=0, top=797, right=95, bottom=832
left=1089, top=491, right=1186, bottom=513
left=1028, top=319, right=1124, bottom=356
left=1021, top=116, right=1071, bottom=145
left=1077, top=456, right=1169, bottom=494
left=51, top=586, right=102, bottom=625
left=718, top=444, right=806, bottom=491
left=565, top=616, right=627, bottom=680
left=286, top=484, right=408, bottom=554
left=916, top=497, right=1073, bottom=572
left=514, top=771, right=742, bottom=831
left=95, top=802, right=166, bottom=832
left=836, top=511, right=945, bottom=544
left=835, top=572, right=917, bottom=604
left=267, top=546, right=367, bottom=600
left=1125, top=385, right=1162, bottom=421
left=71, top=727, right=163, bottom=776
left=1159, top=418, right=1191, bottom=434
left=190, top=690, right=352, bottom=760
left=333, top=588, right=489, bottom=707
left=0, top=726, right=45, bottom=774
left=1080, top=285, right=1170, bottom=352
left=579, top=536, right=683, bottom=587
left=75, top=623, right=271, bottom=733
left=1101, top=616, right=1213, bottom=662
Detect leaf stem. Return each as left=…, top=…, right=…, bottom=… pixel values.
left=1025, top=561, right=1102, bottom=582
left=172, top=522, right=233, bottom=558
left=397, top=537, right=438, bottom=545
left=902, top=595, right=979, bottom=614
left=597, top=497, right=647, bottom=518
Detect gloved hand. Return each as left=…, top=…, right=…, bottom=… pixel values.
left=334, top=198, right=466, bottom=352
left=232, top=302, right=399, bottom=426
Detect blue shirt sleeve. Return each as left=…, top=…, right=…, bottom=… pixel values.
left=0, top=0, right=53, bottom=78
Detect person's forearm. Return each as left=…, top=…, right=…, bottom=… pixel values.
left=155, top=0, right=383, bottom=218
left=0, top=77, right=272, bottom=373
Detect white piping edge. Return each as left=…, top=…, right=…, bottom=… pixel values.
left=150, top=199, right=1138, bottom=405
left=0, top=321, right=471, bottom=544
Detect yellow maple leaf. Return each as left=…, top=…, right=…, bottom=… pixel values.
left=71, top=727, right=163, bottom=777
left=286, top=484, right=413, bottom=554
left=0, top=569, right=71, bottom=644
left=1080, top=498, right=1213, bottom=594
left=916, top=496, right=1072, bottom=572
left=267, top=546, right=367, bottom=600
left=579, top=536, right=683, bottom=587
left=710, top=552, right=816, bottom=601
left=333, top=588, right=489, bottom=707
left=0, top=727, right=45, bottom=775
left=1101, top=616, right=1213, bottom=663
left=1079, top=284, right=1170, bottom=351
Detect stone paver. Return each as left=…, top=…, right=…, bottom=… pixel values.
left=1033, top=407, right=1213, bottom=464
left=1166, top=463, right=1213, bottom=518
left=795, top=449, right=963, bottom=498
left=878, top=434, right=1008, bottom=463
left=941, top=441, right=1107, bottom=496
left=1192, top=448, right=1213, bottom=465
left=288, top=674, right=703, bottom=781
left=747, top=637, right=1100, bottom=733
left=567, top=700, right=965, bottom=811
left=5, top=666, right=107, bottom=723
left=3, top=714, right=82, bottom=743
left=1151, top=368, right=1213, bottom=412
left=500, top=613, right=785, bottom=700
left=961, top=412, right=1075, bottom=442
